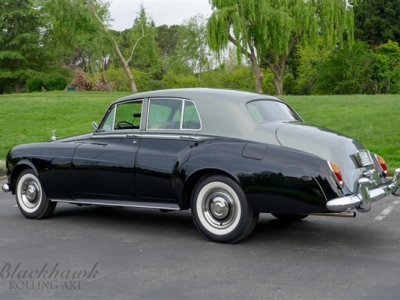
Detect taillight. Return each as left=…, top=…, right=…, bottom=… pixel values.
left=328, top=161, right=344, bottom=188
left=375, top=154, right=388, bottom=176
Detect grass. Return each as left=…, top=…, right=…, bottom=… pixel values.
left=0, top=91, right=399, bottom=173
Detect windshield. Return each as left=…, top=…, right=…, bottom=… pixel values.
left=246, top=100, right=301, bottom=122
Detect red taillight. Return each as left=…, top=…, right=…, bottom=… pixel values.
left=328, top=161, right=344, bottom=188
left=375, top=154, right=388, bottom=176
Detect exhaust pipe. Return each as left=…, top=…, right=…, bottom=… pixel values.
left=310, top=212, right=356, bottom=218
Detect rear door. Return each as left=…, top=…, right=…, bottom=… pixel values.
left=135, top=98, right=201, bottom=202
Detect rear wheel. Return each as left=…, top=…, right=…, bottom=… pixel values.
left=191, top=175, right=258, bottom=244
left=272, top=213, right=308, bottom=222
left=15, top=169, right=57, bottom=219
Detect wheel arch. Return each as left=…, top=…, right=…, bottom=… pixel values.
left=182, top=168, right=240, bottom=210
left=10, top=160, right=39, bottom=194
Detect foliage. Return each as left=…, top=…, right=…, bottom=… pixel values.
left=294, top=42, right=331, bottom=95
left=0, top=0, right=55, bottom=93
left=354, top=0, right=400, bottom=47
left=171, top=14, right=214, bottom=84
left=105, top=67, right=153, bottom=91
left=162, top=71, right=198, bottom=89
left=207, top=0, right=360, bottom=95
left=157, top=25, right=180, bottom=57
left=368, top=40, right=400, bottom=94
left=44, top=76, right=68, bottom=91
left=312, top=41, right=373, bottom=95
left=27, top=77, right=45, bottom=92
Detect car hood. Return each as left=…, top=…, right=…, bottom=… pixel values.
left=274, top=121, right=372, bottom=193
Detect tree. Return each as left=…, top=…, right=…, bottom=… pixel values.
left=354, top=0, right=400, bottom=47
left=173, top=14, right=214, bottom=84
left=39, top=0, right=148, bottom=93
left=313, top=41, right=373, bottom=94
left=369, top=40, right=400, bottom=94
left=207, top=0, right=360, bottom=95
left=0, top=0, right=53, bottom=92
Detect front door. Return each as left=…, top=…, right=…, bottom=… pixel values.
left=72, top=100, right=143, bottom=201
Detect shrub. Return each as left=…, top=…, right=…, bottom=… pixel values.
left=44, top=76, right=68, bottom=91
left=27, top=77, right=45, bottom=92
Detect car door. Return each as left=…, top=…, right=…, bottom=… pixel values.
left=72, top=100, right=143, bottom=201
left=135, top=98, right=201, bottom=202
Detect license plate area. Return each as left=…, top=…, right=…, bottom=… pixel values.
left=356, top=150, right=373, bottom=167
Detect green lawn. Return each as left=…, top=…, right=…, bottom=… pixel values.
left=1, top=91, right=399, bottom=173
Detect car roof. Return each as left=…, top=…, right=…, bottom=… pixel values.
left=113, top=88, right=282, bottom=105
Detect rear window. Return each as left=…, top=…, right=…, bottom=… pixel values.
left=246, top=100, right=301, bottom=122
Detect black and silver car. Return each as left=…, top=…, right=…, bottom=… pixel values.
left=2, top=88, right=399, bottom=243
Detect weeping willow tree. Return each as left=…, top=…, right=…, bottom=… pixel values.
left=207, top=0, right=361, bottom=95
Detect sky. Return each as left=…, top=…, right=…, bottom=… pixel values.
left=109, top=0, right=213, bottom=30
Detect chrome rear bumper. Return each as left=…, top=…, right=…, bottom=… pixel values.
left=326, top=168, right=400, bottom=213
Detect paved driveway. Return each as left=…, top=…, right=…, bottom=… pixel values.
left=1, top=179, right=400, bottom=299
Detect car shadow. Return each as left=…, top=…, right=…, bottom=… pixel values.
left=47, top=204, right=385, bottom=250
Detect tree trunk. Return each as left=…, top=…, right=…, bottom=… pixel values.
left=14, top=78, right=21, bottom=93
left=248, top=49, right=263, bottom=93
left=265, top=57, right=285, bottom=96
left=273, top=76, right=283, bottom=96
left=113, top=45, right=137, bottom=93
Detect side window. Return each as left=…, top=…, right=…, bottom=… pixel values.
left=247, top=103, right=263, bottom=122
left=102, top=106, right=116, bottom=131
left=148, top=99, right=182, bottom=129
left=147, top=98, right=201, bottom=130
left=183, top=101, right=201, bottom=129
left=100, top=100, right=142, bottom=131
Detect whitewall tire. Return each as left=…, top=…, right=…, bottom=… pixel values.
left=15, top=169, right=57, bottom=219
left=191, top=175, right=258, bottom=243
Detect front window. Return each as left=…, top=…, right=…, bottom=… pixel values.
left=100, top=100, right=143, bottom=131
left=246, top=100, right=301, bottom=122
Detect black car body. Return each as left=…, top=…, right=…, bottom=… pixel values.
left=3, top=88, right=400, bottom=243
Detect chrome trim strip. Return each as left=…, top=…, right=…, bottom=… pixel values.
left=92, top=134, right=136, bottom=139
left=91, top=133, right=211, bottom=141
left=326, top=168, right=400, bottom=213
left=50, top=199, right=181, bottom=210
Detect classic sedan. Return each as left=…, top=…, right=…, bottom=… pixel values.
left=2, top=88, right=400, bottom=243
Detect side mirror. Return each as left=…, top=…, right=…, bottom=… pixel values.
left=92, top=121, right=98, bottom=131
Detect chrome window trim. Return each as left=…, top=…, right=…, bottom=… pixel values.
left=183, top=100, right=202, bottom=130
left=111, top=105, right=116, bottom=130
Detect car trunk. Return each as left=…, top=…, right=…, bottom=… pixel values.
left=273, top=121, right=387, bottom=194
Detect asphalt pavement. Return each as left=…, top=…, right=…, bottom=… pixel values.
left=1, top=179, right=400, bottom=300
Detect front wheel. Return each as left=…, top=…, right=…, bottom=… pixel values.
left=15, top=169, right=57, bottom=219
left=191, top=175, right=259, bottom=244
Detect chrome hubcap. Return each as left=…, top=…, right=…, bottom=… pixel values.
left=25, top=184, right=37, bottom=201
left=204, top=191, right=236, bottom=229
left=21, top=180, right=41, bottom=208
left=210, top=197, right=229, bottom=219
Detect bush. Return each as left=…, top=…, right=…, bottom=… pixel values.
left=27, top=77, right=45, bottom=92
left=44, top=76, right=68, bottom=91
